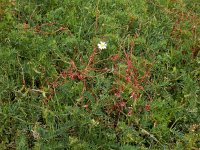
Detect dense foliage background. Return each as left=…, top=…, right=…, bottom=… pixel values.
left=0, top=0, right=199, bottom=149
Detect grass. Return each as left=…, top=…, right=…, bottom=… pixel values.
left=0, top=0, right=199, bottom=149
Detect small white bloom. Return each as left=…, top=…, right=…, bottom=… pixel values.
left=31, top=130, right=40, bottom=140
left=98, top=41, right=107, bottom=50
left=91, top=119, right=99, bottom=126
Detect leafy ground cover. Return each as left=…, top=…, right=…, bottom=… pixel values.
left=0, top=0, right=199, bottom=149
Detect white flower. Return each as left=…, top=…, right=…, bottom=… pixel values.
left=91, top=119, right=99, bottom=126
left=31, top=129, right=40, bottom=140
left=98, top=41, right=107, bottom=50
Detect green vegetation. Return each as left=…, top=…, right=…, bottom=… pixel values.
left=0, top=0, right=199, bottom=149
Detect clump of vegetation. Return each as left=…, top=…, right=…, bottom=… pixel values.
left=0, top=0, right=199, bottom=149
